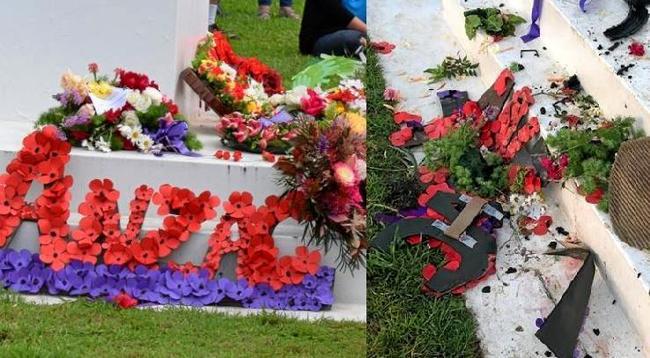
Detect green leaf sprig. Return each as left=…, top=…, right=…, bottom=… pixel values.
left=464, top=8, right=526, bottom=40
left=424, top=56, right=479, bottom=83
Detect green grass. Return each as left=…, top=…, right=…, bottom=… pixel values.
left=366, top=50, right=481, bottom=357
left=0, top=292, right=365, bottom=357
left=217, top=0, right=314, bottom=80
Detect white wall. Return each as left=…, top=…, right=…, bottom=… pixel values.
left=0, top=0, right=208, bottom=122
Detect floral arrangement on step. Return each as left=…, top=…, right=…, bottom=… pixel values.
left=217, top=79, right=366, bottom=154
left=540, top=76, right=644, bottom=212
left=36, top=64, right=202, bottom=156
left=274, top=113, right=367, bottom=270
left=190, top=31, right=284, bottom=116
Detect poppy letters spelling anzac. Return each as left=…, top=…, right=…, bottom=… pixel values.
left=0, top=126, right=334, bottom=310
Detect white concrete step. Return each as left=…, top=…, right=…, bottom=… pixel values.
left=442, top=0, right=650, bottom=351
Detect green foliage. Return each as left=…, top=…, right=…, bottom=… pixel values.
left=36, top=107, right=69, bottom=127
left=546, top=117, right=642, bottom=211
left=424, top=124, right=508, bottom=198
left=464, top=8, right=526, bottom=40
left=291, top=54, right=363, bottom=89
left=183, top=131, right=203, bottom=151
left=137, top=104, right=170, bottom=130
left=425, top=56, right=479, bottom=83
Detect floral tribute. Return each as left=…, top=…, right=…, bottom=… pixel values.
left=274, top=114, right=367, bottom=269
left=37, top=64, right=202, bottom=156
left=191, top=32, right=366, bottom=154
left=0, top=126, right=334, bottom=311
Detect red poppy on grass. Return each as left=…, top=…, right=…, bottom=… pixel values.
left=417, top=182, right=454, bottom=207
left=389, top=127, right=413, bottom=147
left=422, top=263, right=437, bottom=281
left=114, top=292, right=138, bottom=309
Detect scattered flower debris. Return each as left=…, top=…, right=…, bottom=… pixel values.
left=628, top=41, right=645, bottom=56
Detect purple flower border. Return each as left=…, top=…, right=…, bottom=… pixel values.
left=0, top=248, right=335, bottom=312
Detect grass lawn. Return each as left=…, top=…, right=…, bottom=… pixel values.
left=0, top=292, right=365, bottom=357
left=217, top=0, right=314, bottom=79
left=366, top=50, right=481, bottom=357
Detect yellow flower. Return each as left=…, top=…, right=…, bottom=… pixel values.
left=335, top=102, right=346, bottom=114
left=333, top=162, right=359, bottom=187
left=346, top=112, right=366, bottom=136
left=88, top=81, right=113, bottom=99
left=246, top=101, right=260, bottom=114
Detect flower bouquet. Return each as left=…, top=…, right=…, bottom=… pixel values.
left=217, top=79, right=366, bottom=154
left=274, top=113, right=367, bottom=269
left=186, top=31, right=284, bottom=116
left=37, top=64, right=202, bottom=156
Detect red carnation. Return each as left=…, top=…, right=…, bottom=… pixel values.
left=104, top=109, right=122, bottom=124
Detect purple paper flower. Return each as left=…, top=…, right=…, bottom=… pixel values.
left=226, top=279, right=254, bottom=301
left=158, top=270, right=192, bottom=302
left=243, top=284, right=277, bottom=309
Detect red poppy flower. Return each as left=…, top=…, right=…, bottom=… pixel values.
left=422, top=263, right=437, bottom=281
left=585, top=187, right=604, bottom=204
left=38, top=219, right=69, bottom=245
left=152, top=184, right=174, bottom=215
left=291, top=246, right=321, bottom=275
left=66, top=241, right=102, bottom=264
left=40, top=238, right=70, bottom=271
left=629, top=41, right=645, bottom=56
left=533, top=215, right=553, bottom=236
left=223, top=192, right=255, bottom=219
left=389, top=127, right=413, bottom=147
left=371, top=41, right=396, bottom=54
left=264, top=195, right=290, bottom=222
left=393, top=112, right=422, bottom=125
left=523, top=170, right=541, bottom=194
left=71, top=217, right=102, bottom=246
left=114, top=292, right=138, bottom=309
left=424, top=116, right=454, bottom=140
left=406, top=235, right=422, bottom=245
left=130, top=236, right=159, bottom=266
left=276, top=256, right=304, bottom=285
left=0, top=215, right=19, bottom=247
left=494, top=69, right=514, bottom=96
left=418, top=182, right=454, bottom=207
left=104, top=243, right=133, bottom=266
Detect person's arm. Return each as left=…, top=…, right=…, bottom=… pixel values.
left=348, top=17, right=367, bottom=33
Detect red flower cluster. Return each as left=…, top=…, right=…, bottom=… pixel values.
left=0, top=126, right=72, bottom=271
left=540, top=154, right=569, bottom=181
left=423, top=101, right=484, bottom=141
left=388, top=111, right=422, bottom=147
left=203, top=192, right=321, bottom=290
left=508, top=165, right=542, bottom=195
left=116, top=69, right=159, bottom=91
left=208, top=32, right=284, bottom=95
left=479, top=87, right=540, bottom=160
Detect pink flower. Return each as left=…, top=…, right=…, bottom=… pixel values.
left=300, top=89, right=326, bottom=116
left=629, top=41, right=645, bottom=57
left=88, top=63, right=99, bottom=74
left=383, top=88, right=400, bottom=102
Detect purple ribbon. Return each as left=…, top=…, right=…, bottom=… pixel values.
left=521, top=0, right=543, bottom=43
left=148, top=118, right=201, bottom=157
left=579, top=0, right=590, bottom=12
left=259, top=110, right=294, bottom=128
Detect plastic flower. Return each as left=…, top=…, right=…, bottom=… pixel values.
left=40, top=238, right=70, bottom=271
left=223, top=192, right=255, bottom=219
left=114, top=292, right=138, bottom=308
left=291, top=247, right=321, bottom=275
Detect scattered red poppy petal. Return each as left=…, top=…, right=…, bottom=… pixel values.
left=422, top=263, right=437, bottom=281
left=394, top=111, right=422, bottom=124
left=585, top=187, right=604, bottom=204
left=532, top=215, right=553, bottom=236
left=406, top=235, right=422, bottom=245
left=629, top=41, right=645, bottom=56
left=389, top=127, right=413, bottom=147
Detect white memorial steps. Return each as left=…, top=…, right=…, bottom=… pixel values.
left=369, top=0, right=646, bottom=355
left=443, top=0, right=650, bottom=350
